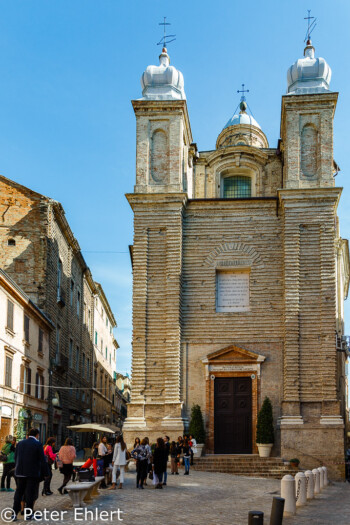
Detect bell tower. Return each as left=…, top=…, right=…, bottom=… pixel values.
left=281, top=39, right=337, bottom=189
left=123, top=42, right=193, bottom=444
left=279, top=31, right=345, bottom=471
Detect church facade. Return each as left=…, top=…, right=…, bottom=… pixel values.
left=123, top=40, right=350, bottom=479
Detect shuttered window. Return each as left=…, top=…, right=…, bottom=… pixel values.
left=69, top=339, right=73, bottom=368
left=75, top=347, right=80, bottom=373
left=35, top=373, right=44, bottom=399
left=27, top=367, right=31, bottom=395
left=23, top=366, right=32, bottom=395
left=5, top=356, right=12, bottom=387
left=7, top=300, right=14, bottom=331
left=41, top=375, right=45, bottom=399
left=24, top=315, right=30, bottom=343
left=38, top=329, right=44, bottom=354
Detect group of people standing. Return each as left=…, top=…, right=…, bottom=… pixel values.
left=1, top=429, right=198, bottom=519
left=130, top=434, right=197, bottom=489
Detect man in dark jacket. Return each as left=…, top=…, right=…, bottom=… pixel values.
left=11, top=428, right=48, bottom=521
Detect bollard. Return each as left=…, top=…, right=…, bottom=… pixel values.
left=305, top=470, right=314, bottom=499
left=322, top=466, right=328, bottom=486
left=312, top=468, right=320, bottom=494
left=248, top=510, right=264, bottom=524
left=295, top=472, right=307, bottom=506
left=318, top=466, right=324, bottom=490
left=281, top=474, right=296, bottom=516
left=269, top=496, right=284, bottom=525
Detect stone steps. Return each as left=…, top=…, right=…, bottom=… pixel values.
left=192, top=455, right=298, bottom=479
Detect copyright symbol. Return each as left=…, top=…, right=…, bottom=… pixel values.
left=1, top=508, right=16, bottom=522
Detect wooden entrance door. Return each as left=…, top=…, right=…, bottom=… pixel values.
left=214, top=377, right=252, bottom=454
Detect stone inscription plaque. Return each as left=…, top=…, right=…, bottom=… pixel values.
left=216, top=270, right=250, bottom=312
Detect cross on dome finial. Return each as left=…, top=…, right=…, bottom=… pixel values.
left=304, top=9, right=317, bottom=45
left=237, top=84, right=249, bottom=112
left=157, top=17, right=176, bottom=50
left=237, top=84, right=249, bottom=102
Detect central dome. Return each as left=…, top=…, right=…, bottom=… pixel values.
left=216, top=101, right=268, bottom=149
left=224, top=102, right=261, bottom=130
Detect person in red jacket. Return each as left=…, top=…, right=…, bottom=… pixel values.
left=43, top=437, right=57, bottom=495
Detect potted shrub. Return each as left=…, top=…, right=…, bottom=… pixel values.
left=289, top=458, right=300, bottom=468
left=256, top=396, right=274, bottom=458
left=189, top=404, right=206, bottom=457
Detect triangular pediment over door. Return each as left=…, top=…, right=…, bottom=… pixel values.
left=202, top=345, right=266, bottom=377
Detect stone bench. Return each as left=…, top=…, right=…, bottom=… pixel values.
left=65, top=476, right=105, bottom=508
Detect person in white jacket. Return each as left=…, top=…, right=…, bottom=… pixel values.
left=109, top=435, right=127, bottom=489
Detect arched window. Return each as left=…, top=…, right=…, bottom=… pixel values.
left=8, top=238, right=16, bottom=246
left=223, top=175, right=251, bottom=198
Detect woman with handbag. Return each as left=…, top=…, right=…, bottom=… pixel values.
left=131, top=438, right=149, bottom=489
left=109, top=435, right=127, bottom=490
left=0, top=435, right=16, bottom=492
left=42, top=437, right=56, bottom=495
left=57, top=438, right=76, bottom=494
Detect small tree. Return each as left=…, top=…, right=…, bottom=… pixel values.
left=189, top=404, right=206, bottom=443
left=256, top=396, right=274, bottom=444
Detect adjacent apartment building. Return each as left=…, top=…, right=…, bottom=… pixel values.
left=92, top=282, right=119, bottom=428
left=0, top=268, right=53, bottom=444
left=0, top=176, right=123, bottom=446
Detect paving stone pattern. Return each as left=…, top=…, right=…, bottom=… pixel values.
left=0, top=465, right=349, bottom=524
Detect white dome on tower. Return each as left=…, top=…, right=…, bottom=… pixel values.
left=140, top=48, right=186, bottom=100
left=287, top=40, right=332, bottom=95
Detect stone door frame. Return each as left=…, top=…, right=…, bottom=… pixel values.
left=202, top=345, right=266, bottom=454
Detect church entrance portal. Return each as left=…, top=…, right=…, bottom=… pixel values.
left=214, top=376, right=252, bottom=454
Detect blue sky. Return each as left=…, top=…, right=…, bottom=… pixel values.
left=0, top=0, right=349, bottom=374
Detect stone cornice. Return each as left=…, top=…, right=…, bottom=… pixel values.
left=187, top=197, right=277, bottom=210
left=278, top=187, right=342, bottom=208
left=126, top=192, right=188, bottom=210
left=131, top=99, right=193, bottom=145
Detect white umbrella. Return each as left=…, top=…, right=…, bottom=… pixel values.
left=66, top=423, right=120, bottom=433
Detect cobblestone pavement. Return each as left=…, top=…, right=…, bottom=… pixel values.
left=0, top=464, right=349, bottom=524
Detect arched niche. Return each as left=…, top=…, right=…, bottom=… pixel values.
left=300, top=124, right=318, bottom=178
left=150, top=129, right=169, bottom=184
